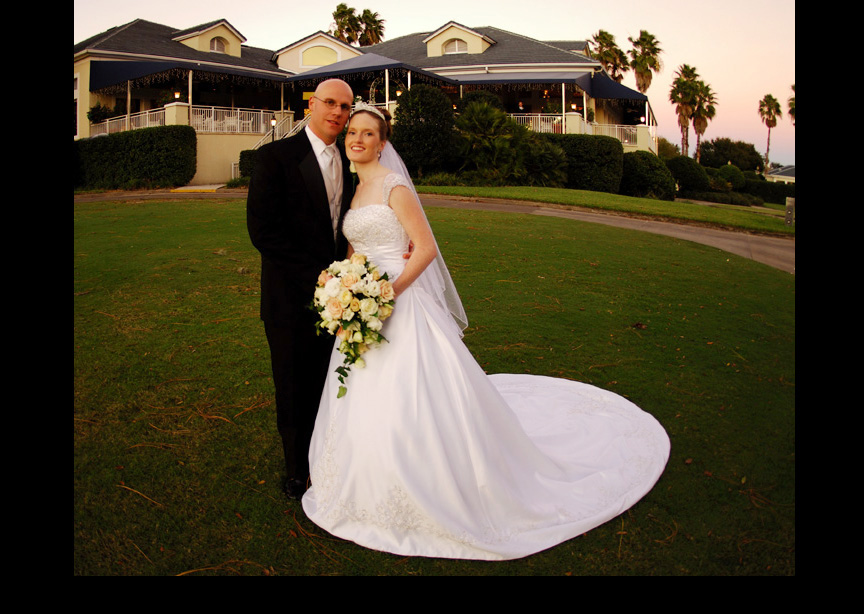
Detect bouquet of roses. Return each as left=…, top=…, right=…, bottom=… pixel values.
left=312, top=253, right=396, bottom=398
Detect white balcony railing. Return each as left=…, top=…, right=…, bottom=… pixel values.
left=89, top=108, right=166, bottom=136
left=190, top=106, right=274, bottom=134
left=508, top=113, right=657, bottom=153
left=511, top=114, right=565, bottom=134
left=89, top=105, right=275, bottom=137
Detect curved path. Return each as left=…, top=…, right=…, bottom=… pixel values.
left=74, top=189, right=795, bottom=275
left=419, top=195, right=795, bottom=275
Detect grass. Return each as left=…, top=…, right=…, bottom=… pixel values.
left=74, top=194, right=794, bottom=575
left=417, top=185, right=794, bottom=236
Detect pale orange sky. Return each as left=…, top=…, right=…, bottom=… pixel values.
left=75, top=0, right=795, bottom=166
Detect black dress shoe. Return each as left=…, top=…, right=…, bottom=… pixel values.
left=282, top=477, right=308, bottom=500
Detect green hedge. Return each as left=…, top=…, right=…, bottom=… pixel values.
left=619, top=150, right=676, bottom=201
left=540, top=133, right=623, bottom=193
left=74, top=125, right=197, bottom=190
left=665, top=155, right=710, bottom=192
left=239, top=149, right=258, bottom=177
left=740, top=178, right=796, bottom=205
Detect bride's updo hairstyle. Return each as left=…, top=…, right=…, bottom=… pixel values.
left=350, top=102, right=392, bottom=142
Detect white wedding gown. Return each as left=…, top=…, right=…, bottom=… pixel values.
left=302, top=174, right=670, bottom=561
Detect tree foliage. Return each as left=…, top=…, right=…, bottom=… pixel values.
left=330, top=3, right=385, bottom=45
left=390, top=84, right=454, bottom=177
left=589, top=30, right=629, bottom=83
left=758, top=93, right=782, bottom=169
left=627, top=30, right=663, bottom=93
left=698, top=138, right=763, bottom=171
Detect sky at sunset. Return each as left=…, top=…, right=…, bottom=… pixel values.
left=75, top=0, right=795, bottom=166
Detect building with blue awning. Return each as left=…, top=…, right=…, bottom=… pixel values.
left=75, top=18, right=658, bottom=184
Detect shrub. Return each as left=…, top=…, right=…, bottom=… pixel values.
left=619, top=151, right=676, bottom=200
left=679, top=190, right=764, bottom=207
left=454, top=90, right=505, bottom=113
left=740, top=178, right=796, bottom=205
left=390, top=84, right=455, bottom=177
left=716, top=164, right=746, bottom=190
left=239, top=149, right=258, bottom=177
left=454, top=102, right=566, bottom=188
left=75, top=125, right=197, bottom=190
left=665, top=155, right=710, bottom=193
left=540, top=133, right=623, bottom=193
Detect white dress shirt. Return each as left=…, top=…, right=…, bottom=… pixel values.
left=305, top=125, right=343, bottom=239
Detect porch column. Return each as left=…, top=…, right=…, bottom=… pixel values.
left=126, top=80, right=131, bottom=127
left=385, top=68, right=390, bottom=104
left=583, top=91, right=587, bottom=134
left=561, top=83, right=566, bottom=133
left=408, top=71, right=412, bottom=90
left=188, top=70, right=193, bottom=107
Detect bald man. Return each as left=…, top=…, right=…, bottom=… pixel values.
left=247, top=79, right=355, bottom=500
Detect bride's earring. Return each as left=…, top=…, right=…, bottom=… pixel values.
left=349, top=160, right=356, bottom=173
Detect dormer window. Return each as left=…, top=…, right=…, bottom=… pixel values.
left=210, top=37, right=227, bottom=53
left=443, top=38, right=468, bottom=54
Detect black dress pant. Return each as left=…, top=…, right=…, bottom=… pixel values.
left=264, top=317, right=333, bottom=480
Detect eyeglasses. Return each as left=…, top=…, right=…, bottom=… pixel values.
left=312, top=96, right=351, bottom=113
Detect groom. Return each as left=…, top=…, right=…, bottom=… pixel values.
left=247, top=79, right=355, bottom=500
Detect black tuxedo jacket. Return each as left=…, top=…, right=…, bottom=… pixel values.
left=247, top=130, right=354, bottom=325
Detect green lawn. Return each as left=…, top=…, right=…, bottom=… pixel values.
left=417, top=185, right=794, bottom=236
left=74, top=196, right=794, bottom=575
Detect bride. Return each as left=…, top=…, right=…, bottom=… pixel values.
left=301, top=103, right=670, bottom=561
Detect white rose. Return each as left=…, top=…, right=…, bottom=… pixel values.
left=359, top=298, right=378, bottom=318
left=324, top=277, right=342, bottom=298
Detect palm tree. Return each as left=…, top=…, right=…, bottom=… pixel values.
left=691, top=81, right=717, bottom=163
left=331, top=3, right=362, bottom=45
left=358, top=9, right=385, bottom=45
left=758, top=94, right=782, bottom=170
left=627, top=30, right=663, bottom=94
left=788, top=84, right=795, bottom=126
left=668, top=64, right=699, bottom=157
left=589, top=30, right=629, bottom=83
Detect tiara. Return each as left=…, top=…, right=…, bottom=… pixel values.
left=351, top=101, right=387, bottom=122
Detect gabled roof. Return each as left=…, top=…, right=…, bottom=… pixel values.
left=272, top=30, right=359, bottom=62
left=365, top=25, right=598, bottom=70
left=171, top=19, right=246, bottom=44
left=421, top=22, right=497, bottom=46
left=74, top=19, right=281, bottom=76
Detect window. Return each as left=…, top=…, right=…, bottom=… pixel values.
left=210, top=37, right=227, bottom=53
left=443, top=39, right=468, bottom=54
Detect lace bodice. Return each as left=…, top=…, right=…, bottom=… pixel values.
left=342, top=173, right=411, bottom=278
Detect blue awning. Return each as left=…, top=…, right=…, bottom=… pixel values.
left=88, top=60, right=289, bottom=91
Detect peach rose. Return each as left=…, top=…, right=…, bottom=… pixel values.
left=325, top=297, right=343, bottom=320
left=379, top=280, right=395, bottom=302
left=317, top=270, right=333, bottom=286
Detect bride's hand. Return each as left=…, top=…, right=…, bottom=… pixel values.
left=403, top=241, right=414, bottom=260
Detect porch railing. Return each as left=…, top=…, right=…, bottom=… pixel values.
left=89, top=108, right=166, bottom=136
left=191, top=106, right=274, bottom=134
left=508, top=113, right=656, bottom=153
left=90, top=105, right=276, bottom=137
left=511, top=114, right=565, bottom=133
